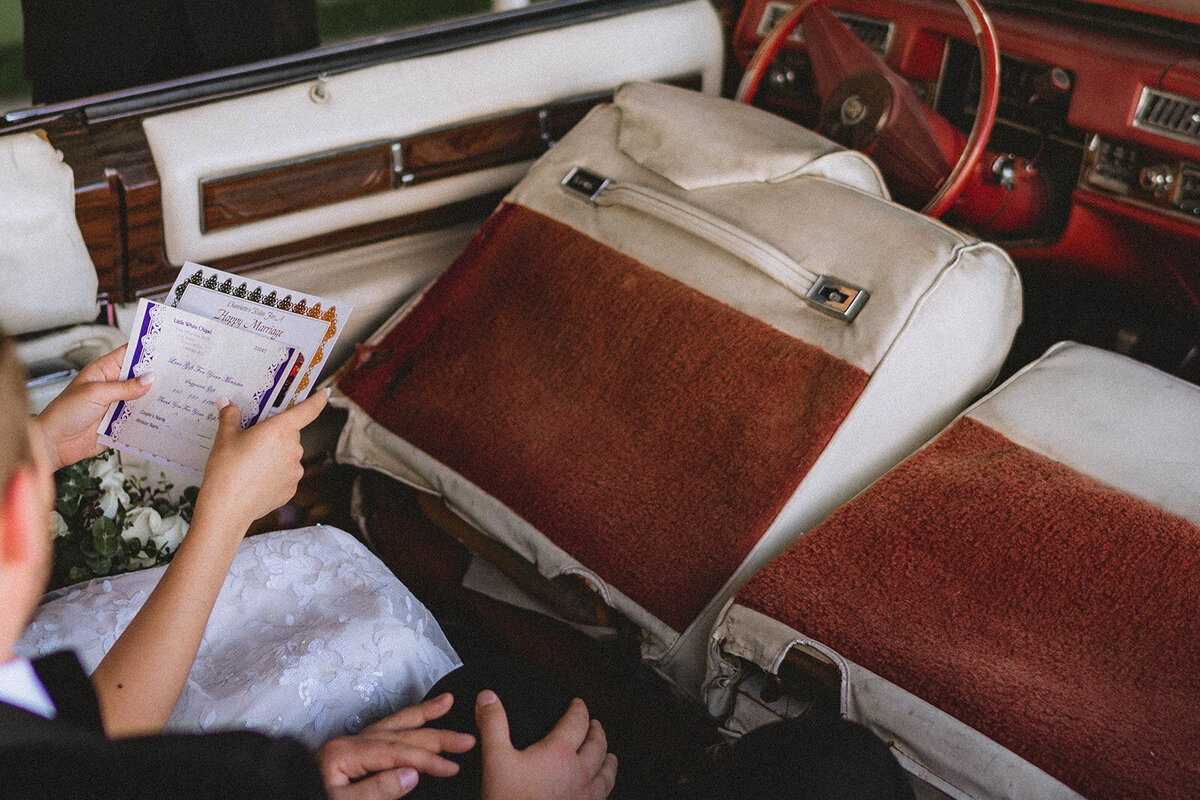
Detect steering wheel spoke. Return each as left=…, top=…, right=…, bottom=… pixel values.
left=738, top=0, right=1000, bottom=217
left=800, top=3, right=883, bottom=98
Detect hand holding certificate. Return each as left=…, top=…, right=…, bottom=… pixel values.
left=98, top=265, right=352, bottom=475
left=168, top=262, right=350, bottom=414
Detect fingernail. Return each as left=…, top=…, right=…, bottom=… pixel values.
left=137, top=372, right=155, bottom=386
left=324, top=386, right=332, bottom=397
left=398, top=767, right=418, bottom=792
left=216, top=396, right=230, bottom=410
left=477, top=690, right=498, bottom=707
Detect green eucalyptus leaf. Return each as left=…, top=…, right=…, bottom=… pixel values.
left=56, top=496, right=80, bottom=519
left=85, top=555, right=112, bottom=575
left=91, top=516, right=120, bottom=557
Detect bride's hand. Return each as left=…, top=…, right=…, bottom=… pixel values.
left=317, top=692, right=476, bottom=800
left=91, top=388, right=331, bottom=737
left=33, top=345, right=153, bottom=470
left=193, top=387, right=329, bottom=532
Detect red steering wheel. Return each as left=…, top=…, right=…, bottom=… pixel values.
left=737, top=0, right=1000, bottom=218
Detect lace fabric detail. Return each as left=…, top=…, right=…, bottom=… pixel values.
left=18, top=525, right=461, bottom=747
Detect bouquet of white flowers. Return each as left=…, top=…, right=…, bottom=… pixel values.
left=50, top=452, right=198, bottom=590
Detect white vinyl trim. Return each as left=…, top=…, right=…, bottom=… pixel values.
left=143, top=1, right=723, bottom=265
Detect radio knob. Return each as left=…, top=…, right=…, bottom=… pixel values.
left=1031, top=67, right=1072, bottom=105
left=1139, top=164, right=1174, bottom=195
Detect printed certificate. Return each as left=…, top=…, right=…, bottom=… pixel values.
left=167, top=263, right=352, bottom=415
left=97, top=300, right=299, bottom=475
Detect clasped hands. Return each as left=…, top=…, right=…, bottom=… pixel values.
left=318, top=691, right=617, bottom=800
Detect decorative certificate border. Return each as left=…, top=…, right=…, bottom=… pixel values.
left=168, top=264, right=350, bottom=408
left=98, top=300, right=299, bottom=475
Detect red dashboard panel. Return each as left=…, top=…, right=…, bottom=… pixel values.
left=733, top=0, right=1200, bottom=315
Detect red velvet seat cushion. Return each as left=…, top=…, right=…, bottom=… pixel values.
left=737, top=417, right=1200, bottom=799
left=339, top=203, right=867, bottom=631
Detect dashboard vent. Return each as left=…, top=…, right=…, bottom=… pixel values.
left=1135, top=87, right=1200, bottom=144
left=837, top=14, right=893, bottom=56
left=757, top=3, right=894, bottom=56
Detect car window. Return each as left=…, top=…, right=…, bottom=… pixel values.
left=0, top=0, right=22, bottom=114
left=0, top=0, right=533, bottom=116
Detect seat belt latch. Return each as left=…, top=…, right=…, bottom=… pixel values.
left=806, top=277, right=869, bottom=322
left=561, top=167, right=610, bottom=203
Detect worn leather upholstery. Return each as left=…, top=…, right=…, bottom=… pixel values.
left=334, top=82, right=1022, bottom=698
left=710, top=342, right=1200, bottom=799
left=0, top=131, right=128, bottom=410
left=0, top=132, right=99, bottom=336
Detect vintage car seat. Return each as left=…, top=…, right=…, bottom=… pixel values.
left=708, top=342, right=1200, bottom=799
left=0, top=131, right=127, bottom=409
left=333, top=81, right=1022, bottom=697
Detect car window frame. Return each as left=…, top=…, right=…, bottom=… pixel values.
left=2, top=0, right=685, bottom=130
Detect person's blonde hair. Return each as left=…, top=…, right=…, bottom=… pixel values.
left=0, top=331, right=32, bottom=499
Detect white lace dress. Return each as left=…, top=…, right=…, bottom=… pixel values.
left=16, top=525, right=461, bottom=748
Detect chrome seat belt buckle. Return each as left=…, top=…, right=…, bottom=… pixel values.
left=806, top=276, right=869, bottom=322
left=561, top=166, right=609, bottom=203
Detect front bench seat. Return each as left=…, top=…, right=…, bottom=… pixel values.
left=710, top=342, right=1200, bottom=799
left=332, top=82, right=1021, bottom=697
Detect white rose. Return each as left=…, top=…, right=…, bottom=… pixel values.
left=87, top=454, right=118, bottom=480
left=150, top=514, right=188, bottom=553
left=97, top=486, right=130, bottom=519
left=50, top=510, right=69, bottom=539
left=123, top=506, right=161, bottom=544
left=129, top=554, right=159, bottom=570
left=88, top=455, right=127, bottom=494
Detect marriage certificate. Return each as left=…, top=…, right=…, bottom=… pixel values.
left=97, top=300, right=300, bottom=475
left=167, top=263, right=352, bottom=416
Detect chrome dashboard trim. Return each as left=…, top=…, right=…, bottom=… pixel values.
left=1133, top=85, right=1200, bottom=147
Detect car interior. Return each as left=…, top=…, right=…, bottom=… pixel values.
left=2, top=0, right=1198, bottom=797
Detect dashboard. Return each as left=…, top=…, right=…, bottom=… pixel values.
left=731, top=0, right=1200, bottom=344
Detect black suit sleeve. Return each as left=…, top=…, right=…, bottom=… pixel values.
left=5, top=652, right=327, bottom=799
left=30, top=651, right=104, bottom=735
left=0, top=729, right=327, bottom=800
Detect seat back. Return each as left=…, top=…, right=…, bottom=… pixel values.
left=714, top=342, right=1200, bottom=799
left=334, top=82, right=1022, bottom=695
left=0, top=131, right=127, bottom=410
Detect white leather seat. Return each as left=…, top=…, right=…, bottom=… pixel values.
left=333, top=82, right=1022, bottom=698
left=0, top=132, right=126, bottom=410
left=709, top=342, right=1200, bottom=799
